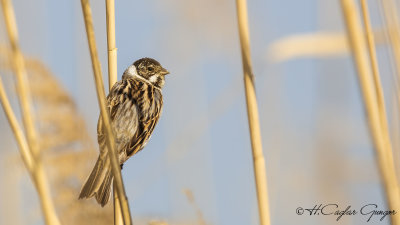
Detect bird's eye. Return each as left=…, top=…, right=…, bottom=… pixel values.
left=147, top=67, right=154, bottom=72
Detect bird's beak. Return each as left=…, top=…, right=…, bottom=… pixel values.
left=161, top=68, right=170, bottom=76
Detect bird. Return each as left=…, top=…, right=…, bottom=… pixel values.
left=79, top=57, right=169, bottom=206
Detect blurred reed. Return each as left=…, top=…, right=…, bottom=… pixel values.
left=0, top=44, right=115, bottom=224
left=26, top=58, right=114, bottom=225
left=0, top=0, right=61, bottom=224
left=80, top=0, right=132, bottom=224
left=266, top=30, right=387, bottom=62
left=183, top=189, right=207, bottom=225
left=379, top=0, right=400, bottom=79
left=360, top=0, right=392, bottom=180
left=340, top=0, right=400, bottom=224
left=0, top=0, right=37, bottom=155
left=235, top=0, right=271, bottom=225
left=378, top=0, right=400, bottom=182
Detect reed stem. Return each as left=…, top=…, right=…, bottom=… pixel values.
left=106, top=0, right=117, bottom=90
left=235, top=1, right=271, bottom=225
left=0, top=77, right=34, bottom=174
left=0, top=0, right=38, bottom=156
left=340, top=0, right=400, bottom=224
left=105, top=0, right=124, bottom=224
left=0, top=77, right=61, bottom=225
left=80, top=0, right=132, bottom=224
left=1, top=0, right=61, bottom=224
left=360, top=0, right=396, bottom=187
left=380, top=0, right=400, bottom=80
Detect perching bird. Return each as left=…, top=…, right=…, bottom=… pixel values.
left=79, top=58, right=169, bottom=206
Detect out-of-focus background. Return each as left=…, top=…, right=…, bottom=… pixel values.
left=0, top=0, right=399, bottom=225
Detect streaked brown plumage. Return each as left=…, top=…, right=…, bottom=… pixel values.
left=79, top=58, right=169, bottom=206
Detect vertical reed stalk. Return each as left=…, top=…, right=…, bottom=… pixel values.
left=106, top=0, right=117, bottom=90
left=0, top=78, right=61, bottom=225
left=0, top=0, right=37, bottom=156
left=0, top=77, right=34, bottom=177
left=235, top=1, right=271, bottom=225
left=360, top=0, right=385, bottom=114
left=380, top=0, right=400, bottom=79
left=340, top=0, right=400, bottom=224
left=114, top=182, right=124, bottom=225
left=360, top=0, right=395, bottom=185
left=105, top=0, right=123, bottom=224
left=1, top=0, right=61, bottom=224
left=80, top=0, right=132, bottom=224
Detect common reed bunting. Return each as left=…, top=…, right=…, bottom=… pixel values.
left=79, top=58, right=169, bottom=206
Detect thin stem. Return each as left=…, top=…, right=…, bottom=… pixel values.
left=1, top=0, right=60, bottom=224
left=380, top=0, right=400, bottom=80
left=235, top=1, right=271, bottom=225
left=106, top=0, right=117, bottom=90
left=0, top=77, right=60, bottom=225
left=360, top=0, right=395, bottom=184
left=114, top=182, right=124, bottom=225
left=0, top=0, right=38, bottom=156
left=340, top=0, right=400, bottom=224
left=80, top=0, right=132, bottom=224
left=105, top=0, right=123, bottom=224
left=0, top=77, right=34, bottom=170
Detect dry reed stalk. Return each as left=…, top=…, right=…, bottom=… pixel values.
left=0, top=77, right=34, bottom=172
left=106, top=0, right=117, bottom=90
left=360, top=0, right=394, bottom=181
left=113, top=184, right=124, bottom=225
left=1, top=44, right=114, bottom=224
left=378, top=0, right=400, bottom=172
left=0, top=77, right=61, bottom=225
left=380, top=0, right=400, bottom=78
left=80, top=0, right=132, bottom=224
left=340, top=0, right=400, bottom=224
left=0, top=0, right=38, bottom=156
left=235, top=1, right=271, bottom=225
left=105, top=0, right=123, bottom=223
left=24, top=58, right=114, bottom=225
left=1, top=0, right=61, bottom=224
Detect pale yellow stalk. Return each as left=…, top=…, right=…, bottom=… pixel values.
left=0, top=0, right=37, bottom=156
left=380, top=0, right=400, bottom=80
left=0, top=77, right=34, bottom=173
left=106, top=0, right=117, bottom=90
left=105, top=0, right=123, bottom=224
left=80, top=0, right=132, bottom=224
left=1, top=0, right=61, bottom=224
left=114, top=182, right=124, bottom=225
left=340, top=0, right=400, bottom=224
left=0, top=78, right=61, bottom=225
left=360, top=0, right=395, bottom=184
left=235, top=1, right=271, bottom=225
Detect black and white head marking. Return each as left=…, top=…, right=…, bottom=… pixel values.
left=123, top=58, right=169, bottom=90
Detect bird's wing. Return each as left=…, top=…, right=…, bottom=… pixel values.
left=124, top=84, right=163, bottom=158
left=97, top=79, right=162, bottom=164
left=97, top=80, right=139, bottom=157
left=125, top=113, right=159, bottom=157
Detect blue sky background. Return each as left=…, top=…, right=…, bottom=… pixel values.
left=1, top=0, right=398, bottom=225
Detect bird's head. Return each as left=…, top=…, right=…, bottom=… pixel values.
left=123, top=57, right=169, bottom=89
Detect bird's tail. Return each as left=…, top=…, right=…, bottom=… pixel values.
left=79, top=156, right=113, bottom=207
